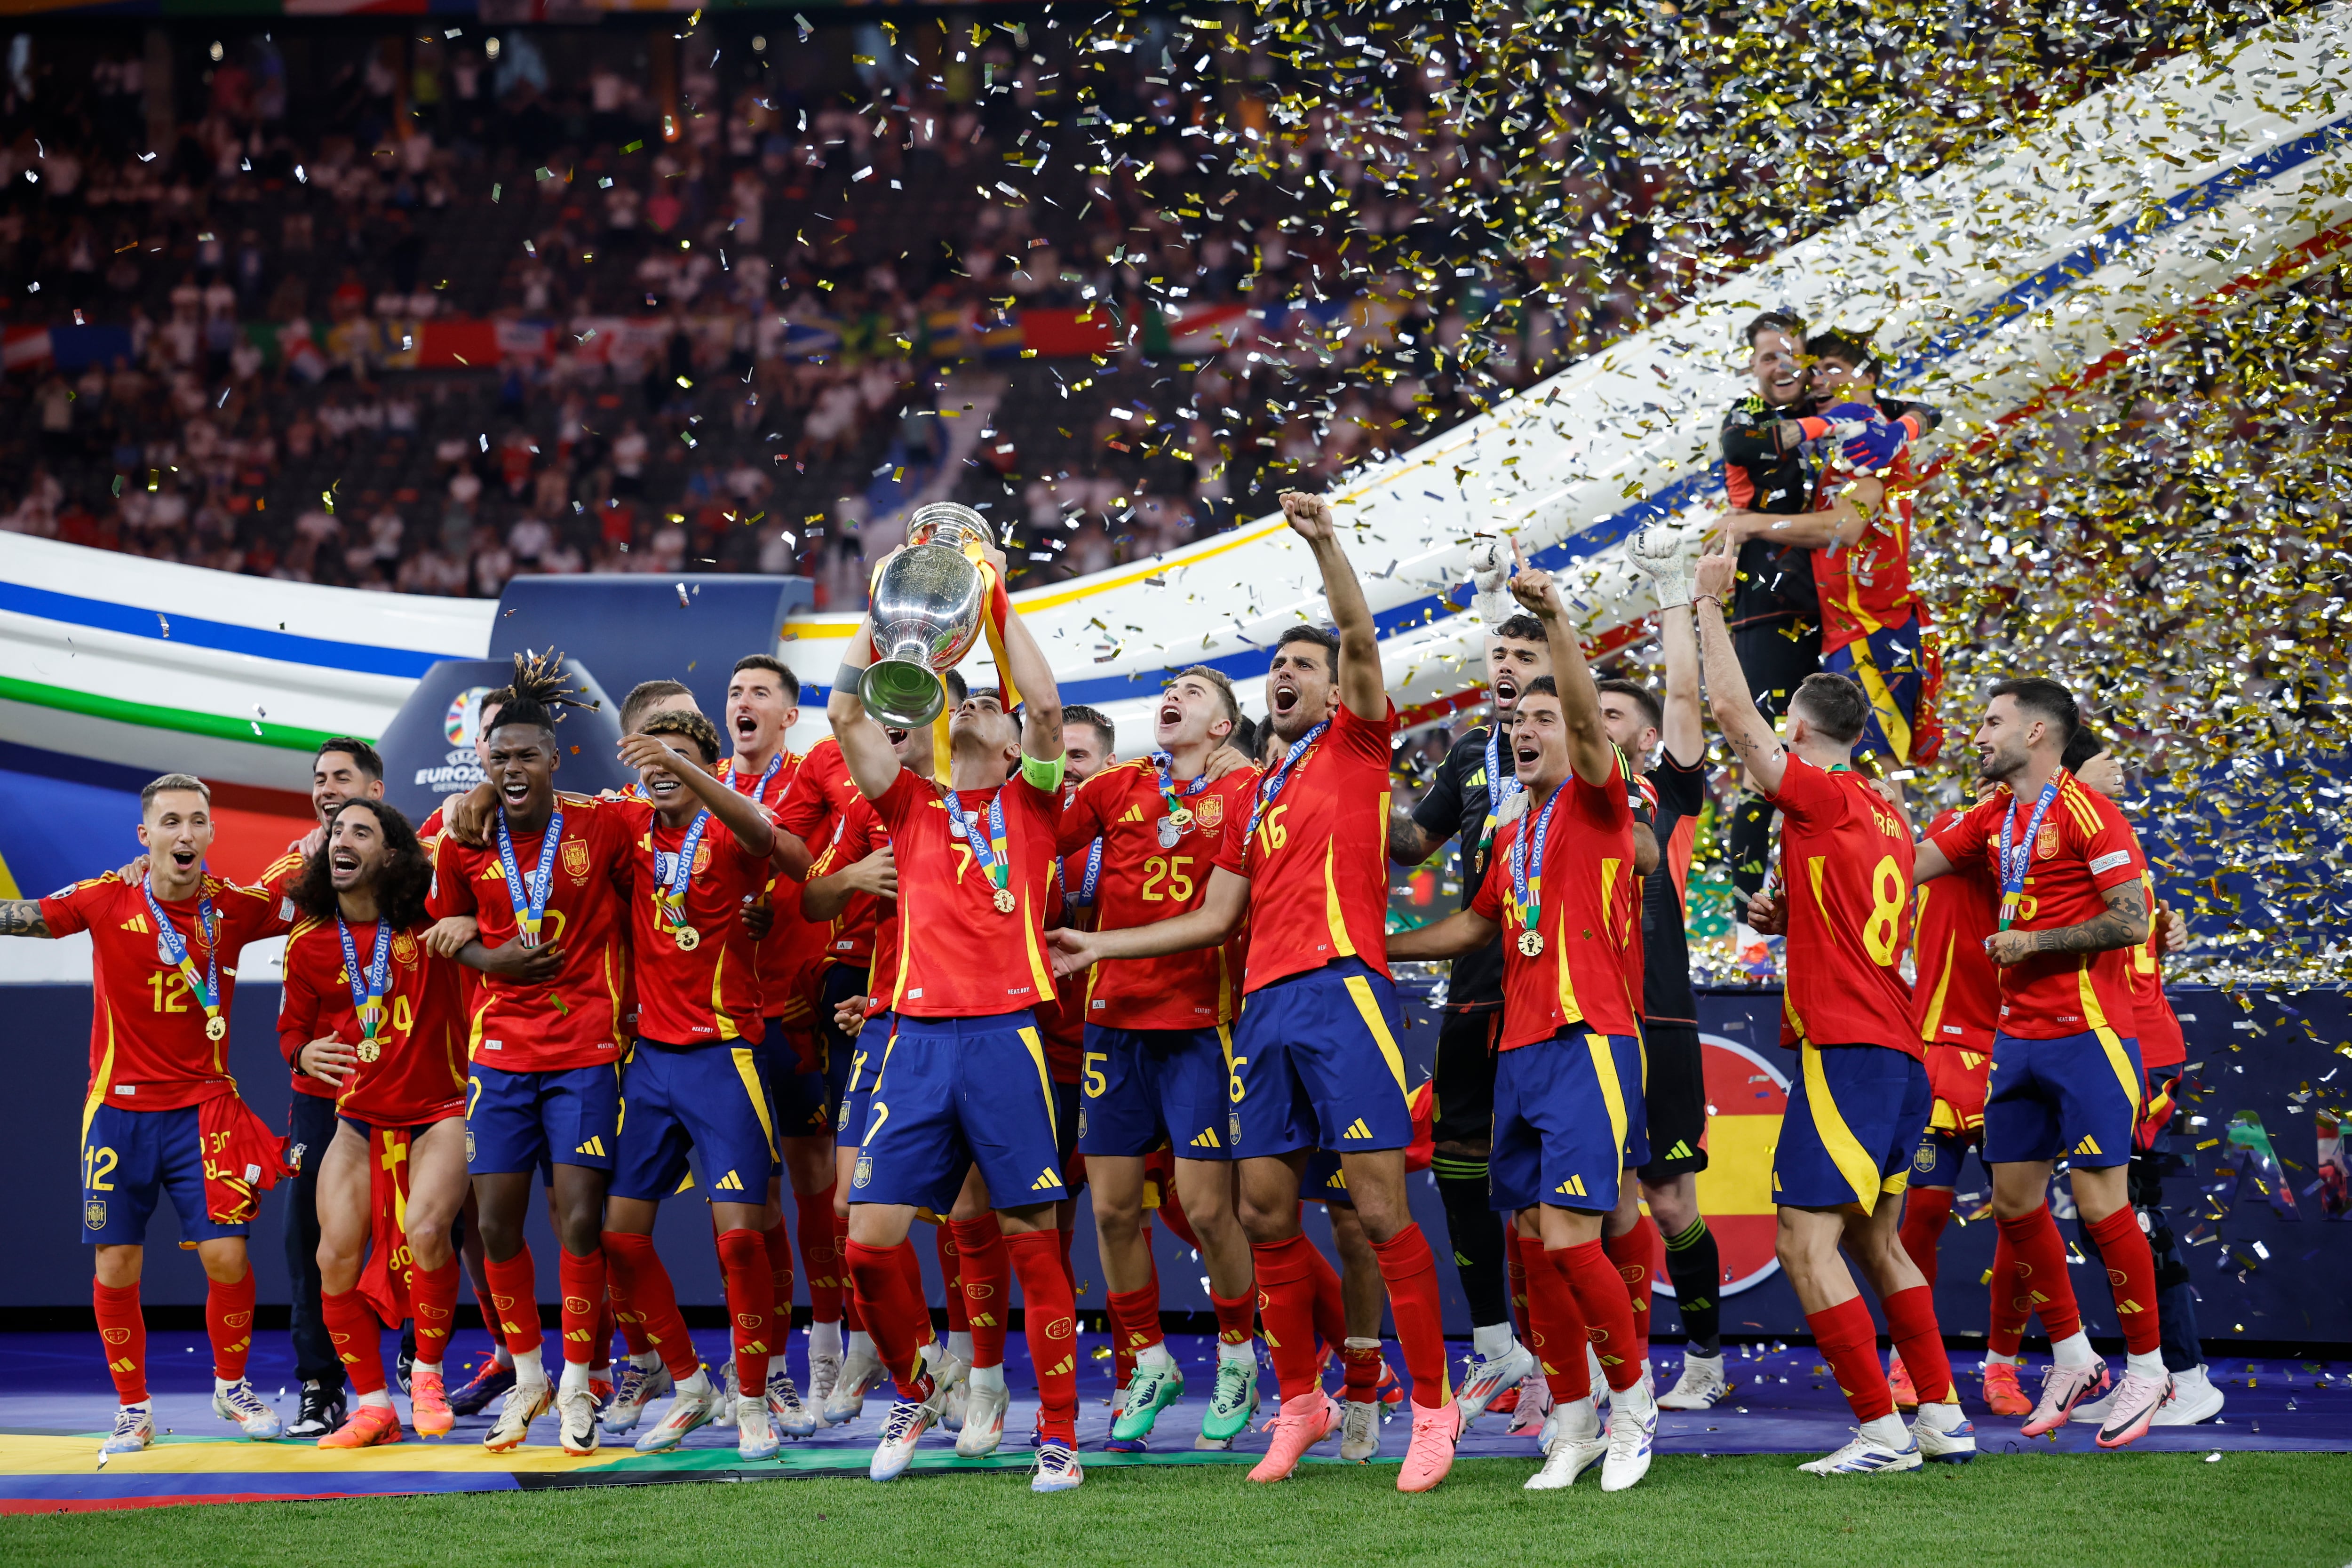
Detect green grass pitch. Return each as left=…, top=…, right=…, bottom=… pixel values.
left=7, top=1454, right=2348, bottom=1568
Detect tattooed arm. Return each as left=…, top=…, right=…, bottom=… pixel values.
left=0, top=900, right=53, bottom=939
left=1985, top=880, right=2149, bottom=967
left=1388, top=810, right=1443, bottom=868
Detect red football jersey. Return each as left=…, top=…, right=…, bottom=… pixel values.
left=1764, top=756, right=1919, bottom=1056
left=41, top=872, right=295, bottom=1111
left=720, top=751, right=827, bottom=1034
left=1057, top=759, right=1255, bottom=1031
left=2126, top=868, right=2185, bottom=1071
left=278, top=915, right=469, bottom=1125
left=607, top=797, right=772, bottom=1047
left=809, top=792, right=888, bottom=969
left=1912, top=805, right=1999, bottom=1053
left=1928, top=772, right=2145, bottom=1042
left=1811, top=448, right=1922, bottom=658
left=427, top=793, right=635, bottom=1071
left=255, top=844, right=341, bottom=1101
left=874, top=768, right=1062, bottom=1019
left=1213, top=701, right=1396, bottom=993
left=1468, top=758, right=1642, bottom=1047
left=774, top=736, right=860, bottom=857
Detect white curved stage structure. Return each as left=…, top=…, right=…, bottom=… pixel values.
left=3, top=3, right=2346, bottom=788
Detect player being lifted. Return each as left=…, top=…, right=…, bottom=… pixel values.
left=826, top=537, right=1088, bottom=1494
left=1912, top=679, right=2169, bottom=1447
left=1390, top=544, right=1662, bottom=1493
left=427, top=654, right=636, bottom=1454
left=4, top=776, right=295, bottom=1453
left=1692, top=547, right=1975, bottom=1475
left=279, top=799, right=472, bottom=1447
left=1051, top=491, right=1463, bottom=1493
left=1061, top=667, right=1262, bottom=1449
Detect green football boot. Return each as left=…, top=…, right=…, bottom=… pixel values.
left=1110, top=1361, right=1185, bottom=1444
left=1195, top=1354, right=1261, bottom=1449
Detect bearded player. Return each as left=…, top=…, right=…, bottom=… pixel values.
left=427, top=654, right=638, bottom=1454
left=1912, top=679, right=2169, bottom=1447
left=1050, top=490, right=1462, bottom=1493
left=5, top=775, right=295, bottom=1453
left=826, top=537, right=1087, bottom=1494
left=1390, top=548, right=1661, bottom=1495
left=280, top=799, right=477, bottom=1447
left=1062, top=668, right=1262, bottom=1449
left=1694, top=548, right=1974, bottom=1475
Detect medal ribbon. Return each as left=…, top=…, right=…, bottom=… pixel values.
left=726, top=750, right=786, bottom=804
left=944, top=787, right=1012, bottom=896
left=337, top=914, right=395, bottom=1043
left=1996, top=771, right=2066, bottom=932
left=1150, top=750, right=1211, bottom=822
left=143, top=877, right=222, bottom=1032
left=1248, top=720, right=1330, bottom=840
left=656, top=809, right=714, bottom=934
left=1479, top=726, right=1525, bottom=856
left=495, top=804, right=564, bottom=948
left=1508, top=780, right=1571, bottom=941
left=1064, top=839, right=1104, bottom=920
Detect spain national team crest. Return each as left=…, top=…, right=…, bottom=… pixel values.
left=1648, top=1034, right=1792, bottom=1305
left=1195, top=795, right=1224, bottom=831
left=2036, top=821, right=2060, bottom=860
left=84, top=1201, right=106, bottom=1230
left=853, top=1154, right=873, bottom=1189
left=391, top=932, right=420, bottom=967
left=562, top=838, right=592, bottom=880
left=692, top=843, right=713, bottom=875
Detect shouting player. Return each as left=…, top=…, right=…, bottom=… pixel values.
left=428, top=655, right=637, bottom=1454
left=1385, top=610, right=1549, bottom=1418
left=5, top=775, right=294, bottom=1453
left=596, top=709, right=802, bottom=1460
left=1389, top=546, right=1661, bottom=1494
left=280, top=799, right=473, bottom=1447
left=826, top=538, right=1087, bottom=1494
left=1694, top=548, right=1974, bottom=1474
left=1911, top=679, right=2169, bottom=1447
left=1051, top=491, right=1463, bottom=1493
left=1062, top=667, right=1262, bottom=1449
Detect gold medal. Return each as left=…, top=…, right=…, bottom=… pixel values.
left=1168, top=805, right=1193, bottom=829
left=1518, top=929, right=1545, bottom=957
left=992, top=886, right=1017, bottom=915
left=356, top=1039, right=381, bottom=1065
left=205, top=1015, right=228, bottom=1042
left=674, top=924, right=701, bottom=952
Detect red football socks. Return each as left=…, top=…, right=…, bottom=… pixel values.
left=843, top=1239, right=933, bottom=1399
left=93, top=1279, right=147, bottom=1404
left=947, top=1214, right=1009, bottom=1369
left=761, top=1219, right=795, bottom=1322
left=481, top=1248, right=542, bottom=1358
left=1341, top=1337, right=1383, bottom=1402
left=1249, top=1234, right=1324, bottom=1401
left=1987, top=1229, right=2027, bottom=1357
left=1507, top=1230, right=1534, bottom=1345
left=1109, top=1285, right=1164, bottom=1357
left=1881, top=1284, right=1955, bottom=1404
left=1549, top=1242, right=1641, bottom=1393
left=1369, top=1223, right=1449, bottom=1410
left=1302, top=1232, right=1347, bottom=1353
left=321, top=1287, right=387, bottom=1396
left=1005, top=1228, right=1078, bottom=1446
left=1995, top=1206, right=2083, bottom=1342
left=1522, top=1240, right=1592, bottom=1402
left=1603, top=1212, right=1657, bottom=1362
left=600, top=1232, right=699, bottom=1381
left=591, top=1293, right=614, bottom=1372
left=2085, top=1206, right=2163, bottom=1355
left=935, top=1225, right=969, bottom=1335
left=411, top=1257, right=461, bottom=1366
left=715, top=1227, right=774, bottom=1400
left=557, top=1247, right=606, bottom=1368
left=1899, top=1186, right=1955, bottom=1287
left=797, top=1190, right=842, bottom=1324
left=833, top=1212, right=861, bottom=1332
left=206, top=1268, right=256, bottom=1382
left=1057, top=1222, right=1077, bottom=1291
left=1808, top=1294, right=1895, bottom=1423
left=1209, top=1286, right=1256, bottom=1348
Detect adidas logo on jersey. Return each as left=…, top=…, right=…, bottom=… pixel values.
left=1660, top=1139, right=1695, bottom=1160
left=712, top=1170, right=746, bottom=1192
left=1120, top=805, right=1147, bottom=823
left=1190, top=1129, right=1220, bottom=1149
left=575, top=1136, right=607, bottom=1157
left=1030, top=1168, right=1061, bottom=1192
left=1342, top=1118, right=1372, bottom=1140
left=119, top=914, right=151, bottom=934
left=2074, top=1135, right=2103, bottom=1157
left=1554, top=1174, right=1589, bottom=1198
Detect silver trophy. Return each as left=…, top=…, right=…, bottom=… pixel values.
left=860, top=503, right=995, bottom=727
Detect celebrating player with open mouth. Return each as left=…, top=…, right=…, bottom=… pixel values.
left=280, top=799, right=473, bottom=1447
left=1051, top=490, right=1463, bottom=1493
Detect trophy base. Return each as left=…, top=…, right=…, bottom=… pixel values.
left=859, top=660, right=947, bottom=729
